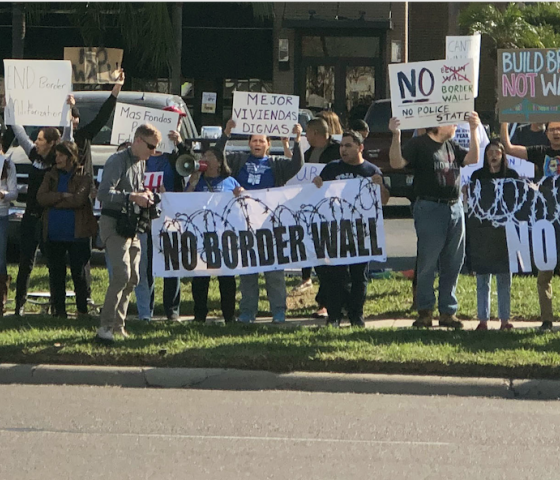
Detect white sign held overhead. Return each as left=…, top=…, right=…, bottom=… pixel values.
left=111, top=103, right=180, bottom=154
left=3, top=60, right=72, bottom=127
left=389, top=58, right=476, bottom=130
left=446, top=34, right=481, bottom=97
left=231, top=91, right=299, bottom=137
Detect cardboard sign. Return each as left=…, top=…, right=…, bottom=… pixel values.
left=446, top=34, right=480, bottom=97
left=145, top=172, right=163, bottom=190
left=231, top=92, right=299, bottom=137
left=498, top=48, right=560, bottom=123
left=3, top=60, right=72, bottom=127
left=152, top=178, right=386, bottom=277
left=64, top=47, right=123, bottom=84
left=389, top=59, right=475, bottom=130
left=111, top=103, right=179, bottom=153
left=201, top=92, right=217, bottom=114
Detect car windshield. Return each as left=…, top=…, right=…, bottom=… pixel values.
left=364, top=101, right=392, bottom=134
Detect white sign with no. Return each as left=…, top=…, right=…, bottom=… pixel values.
left=111, top=103, right=179, bottom=153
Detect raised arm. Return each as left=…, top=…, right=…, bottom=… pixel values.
left=463, top=112, right=481, bottom=166
left=388, top=118, right=408, bottom=169
left=11, top=125, right=34, bottom=157
left=500, top=122, right=528, bottom=160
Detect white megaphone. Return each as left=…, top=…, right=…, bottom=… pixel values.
left=175, top=154, right=208, bottom=177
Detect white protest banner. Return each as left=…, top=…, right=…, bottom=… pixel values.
left=152, top=178, right=386, bottom=277
left=201, top=92, right=217, bottom=114
left=111, top=103, right=179, bottom=153
left=285, top=163, right=325, bottom=186
left=388, top=58, right=475, bottom=130
left=64, top=47, right=123, bottom=84
left=4, top=60, right=72, bottom=127
left=446, top=34, right=481, bottom=97
left=231, top=91, right=299, bottom=137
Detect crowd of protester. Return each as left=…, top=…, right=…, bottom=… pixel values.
left=0, top=76, right=556, bottom=342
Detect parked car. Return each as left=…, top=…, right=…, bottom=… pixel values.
left=4, top=91, right=199, bottom=250
left=362, top=99, right=415, bottom=200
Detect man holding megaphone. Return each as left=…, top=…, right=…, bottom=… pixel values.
left=215, top=120, right=304, bottom=324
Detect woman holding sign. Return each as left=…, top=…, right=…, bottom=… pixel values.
left=0, top=145, right=18, bottom=316
left=186, top=147, right=241, bottom=323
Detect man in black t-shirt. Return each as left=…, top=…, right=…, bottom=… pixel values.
left=501, top=121, right=560, bottom=330
left=312, top=130, right=390, bottom=327
left=389, top=113, right=481, bottom=329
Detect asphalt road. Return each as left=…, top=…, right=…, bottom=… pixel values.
left=1, top=385, right=559, bottom=480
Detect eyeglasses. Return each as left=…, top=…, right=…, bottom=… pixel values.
left=548, top=128, right=560, bottom=133
left=140, top=138, right=157, bottom=150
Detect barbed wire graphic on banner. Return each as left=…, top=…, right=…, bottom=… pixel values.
left=155, top=178, right=382, bottom=262
left=467, top=177, right=560, bottom=228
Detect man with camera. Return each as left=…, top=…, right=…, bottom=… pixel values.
left=96, top=124, right=162, bottom=342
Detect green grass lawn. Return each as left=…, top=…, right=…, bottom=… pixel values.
left=2, top=265, right=560, bottom=378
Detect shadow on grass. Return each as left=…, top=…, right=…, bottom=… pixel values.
left=3, top=316, right=560, bottom=379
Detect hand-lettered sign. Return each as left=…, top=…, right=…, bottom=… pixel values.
left=111, top=103, right=179, bottom=154
left=201, top=92, right=217, bottom=114
left=388, top=59, right=475, bottom=130
left=64, top=47, right=123, bottom=84
left=145, top=172, right=164, bottom=190
left=498, top=48, right=560, bottom=123
left=3, top=59, right=72, bottom=127
left=446, top=34, right=481, bottom=97
left=231, top=92, right=299, bottom=137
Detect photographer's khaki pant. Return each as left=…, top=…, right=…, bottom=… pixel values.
left=537, top=270, right=554, bottom=323
left=99, top=215, right=141, bottom=329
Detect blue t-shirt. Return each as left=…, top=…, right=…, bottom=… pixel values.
left=48, top=170, right=75, bottom=242
left=320, top=159, right=382, bottom=181
left=236, top=156, right=275, bottom=190
left=191, top=175, right=240, bottom=193
left=146, top=154, right=175, bottom=192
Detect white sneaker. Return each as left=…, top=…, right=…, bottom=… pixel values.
left=291, top=279, right=312, bottom=294
left=96, top=326, right=114, bottom=342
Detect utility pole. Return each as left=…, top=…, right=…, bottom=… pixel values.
left=170, top=2, right=183, bottom=95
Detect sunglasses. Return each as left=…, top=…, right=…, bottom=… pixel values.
left=140, top=138, right=158, bottom=150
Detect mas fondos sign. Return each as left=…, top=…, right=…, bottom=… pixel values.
left=389, top=58, right=475, bottom=130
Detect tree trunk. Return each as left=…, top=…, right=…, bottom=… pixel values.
left=12, top=3, right=25, bottom=58
left=170, top=3, right=183, bottom=95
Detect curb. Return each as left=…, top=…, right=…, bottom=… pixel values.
left=1, top=364, right=560, bottom=400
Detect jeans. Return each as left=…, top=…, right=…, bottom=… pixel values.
left=322, top=262, right=369, bottom=323
left=15, top=213, right=42, bottom=308
left=134, top=231, right=181, bottom=319
left=45, top=239, right=92, bottom=315
left=476, top=273, right=511, bottom=321
left=413, top=199, right=465, bottom=314
left=192, top=275, right=236, bottom=321
left=0, top=215, right=8, bottom=275
left=239, top=270, right=286, bottom=320
left=98, top=215, right=141, bottom=329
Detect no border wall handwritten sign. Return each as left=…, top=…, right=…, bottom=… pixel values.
left=389, top=58, right=475, bottom=130
left=3, top=60, right=72, bottom=127
left=64, top=47, right=123, bottom=84
left=231, top=92, right=299, bottom=137
left=111, top=103, right=179, bottom=153
left=446, top=34, right=481, bottom=97
left=498, top=48, right=560, bottom=123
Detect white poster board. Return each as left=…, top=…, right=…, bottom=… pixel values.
left=3, top=60, right=72, bottom=126
left=231, top=92, right=299, bottom=137
left=111, top=103, right=179, bottom=153
left=152, top=178, right=385, bottom=277
left=446, top=34, right=481, bottom=97
left=285, top=163, right=325, bottom=186
left=389, top=58, right=476, bottom=130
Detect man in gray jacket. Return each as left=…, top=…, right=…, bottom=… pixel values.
left=216, top=119, right=303, bottom=323
left=96, top=124, right=161, bottom=342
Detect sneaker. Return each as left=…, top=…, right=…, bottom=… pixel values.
left=541, top=321, right=553, bottom=331
left=237, top=314, right=255, bottom=324
left=500, top=322, right=514, bottom=331
left=291, top=279, right=312, bottom=294
left=312, top=307, right=328, bottom=319
left=326, top=318, right=340, bottom=328
left=95, top=326, right=114, bottom=342
left=412, top=310, right=433, bottom=328
left=272, top=312, right=286, bottom=324
left=113, top=327, right=129, bottom=338
left=475, top=322, right=488, bottom=331
left=438, top=313, right=463, bottom=329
